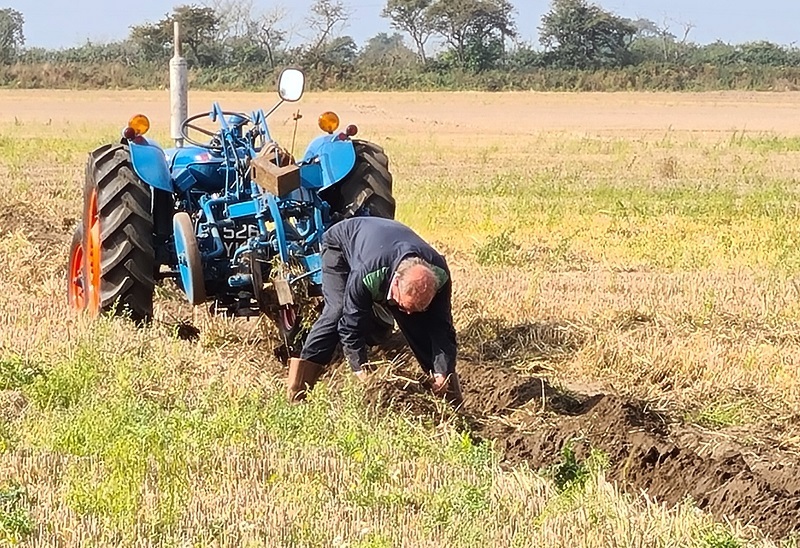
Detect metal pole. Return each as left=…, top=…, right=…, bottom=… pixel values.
left=170, top=21, right=188, bottom=147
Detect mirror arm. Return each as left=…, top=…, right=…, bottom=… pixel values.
left=265, top=98, right=285, bottom=119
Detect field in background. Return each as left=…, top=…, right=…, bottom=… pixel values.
left=1, top=90, right=800, bottom=545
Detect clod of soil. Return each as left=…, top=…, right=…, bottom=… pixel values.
left=0, top=202, right=73, bottom=244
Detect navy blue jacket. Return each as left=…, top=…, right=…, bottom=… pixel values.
left=324, top=217, right=456, bottom=374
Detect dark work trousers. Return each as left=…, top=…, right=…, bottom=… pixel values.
left=300, top=244, right=392, bottom=368
left=300, top=244, right=349, bottom=366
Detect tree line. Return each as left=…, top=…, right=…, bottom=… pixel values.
left=0, top=0, right=799, bottom=91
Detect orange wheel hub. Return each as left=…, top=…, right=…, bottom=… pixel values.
left=68, top=235, right=86, bottom=311
left=85, top=188, right=102, bottom=316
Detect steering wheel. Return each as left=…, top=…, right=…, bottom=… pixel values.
left=180, top=110, right=254, bottom=151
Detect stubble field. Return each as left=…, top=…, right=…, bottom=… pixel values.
left=2, top=89, right=800, bottom=546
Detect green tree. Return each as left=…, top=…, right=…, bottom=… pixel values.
left=171, top=5, right=220, bottom=63
left=693, top=40, right=736, bottom=65
left=428, top=0, right=515, bottom=69
left=381, top=0, right=434, bottom=62
left=129, top=21, right=170, bottom=62
left=306, top=0, right=352, bottom=53
left=505, top=42, right=544, bottom=70
left=209, top=0, right=288, bottom=68
left=738, top=41, right=795, bottom=66
left=299, top=0, right=356, bottom=82
left=129, top=5, right=221, bottom=65
left=247, top=8, right=288, bottom=69
left=628, top=18, right=696, bottom=64
left=324, top=35, right=358, bottom=65
left=539, top=0, right=636, bottom=69
left=359, top=32, right=416, bottom=67
left=0, top=8, right=24, bottom=63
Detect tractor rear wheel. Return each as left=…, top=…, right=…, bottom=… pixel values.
left=322, top=140, right=395, bottom=220
left=82, top=143, right=155, bottom=323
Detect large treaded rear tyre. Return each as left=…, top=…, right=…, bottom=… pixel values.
left=321, top=140, right=395, bottom=220
left=82, top=143, right=155, bottom=323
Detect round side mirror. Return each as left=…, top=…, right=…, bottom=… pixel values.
left=279, top=68, right=305, bottom=102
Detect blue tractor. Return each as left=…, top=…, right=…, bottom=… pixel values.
left=68, top=68, right=395, bottom=355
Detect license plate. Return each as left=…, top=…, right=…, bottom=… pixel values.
left=221, top=223, right=261, bottom=256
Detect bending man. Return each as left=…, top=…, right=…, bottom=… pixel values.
left=287, top=217, right=461, bottom=405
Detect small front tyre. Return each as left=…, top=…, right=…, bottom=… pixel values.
left=173, top=211, right=206, bottom=305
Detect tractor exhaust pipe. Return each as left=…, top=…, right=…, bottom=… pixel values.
left=170, top=21, right=188, bottom=148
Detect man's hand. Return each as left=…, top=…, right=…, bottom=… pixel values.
left=354, top=369, right=370, bottom=382
left=431, top=372, right=463, bottom=407
left=431, top=373, right=448, bottom=396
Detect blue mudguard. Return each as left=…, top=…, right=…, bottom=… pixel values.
left=129, top=139, right=174, bottom=193
left=301, top=135, right=356, bottom=190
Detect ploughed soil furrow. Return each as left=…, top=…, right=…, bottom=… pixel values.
left=362, top=358, right=800, bottom=540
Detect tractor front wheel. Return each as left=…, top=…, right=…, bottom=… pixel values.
left=82, top=143, right=156, bottom=323
left=173, top=211, right=206, bottom=305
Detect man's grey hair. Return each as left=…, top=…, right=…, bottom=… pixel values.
left=395, top=257, right=437, bottom=303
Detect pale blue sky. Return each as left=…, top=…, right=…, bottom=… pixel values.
left=6, top=0, right=800, bottom=50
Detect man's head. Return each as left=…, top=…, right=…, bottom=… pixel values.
left=390, top=257, right=437, bottom=314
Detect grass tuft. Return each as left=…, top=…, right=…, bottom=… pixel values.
left=0, top=481, right=33, bottom=545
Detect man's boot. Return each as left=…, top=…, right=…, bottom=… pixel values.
left=444, top=372, right=464, bottom=408
left=287, top=358, right=325, bottom=402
